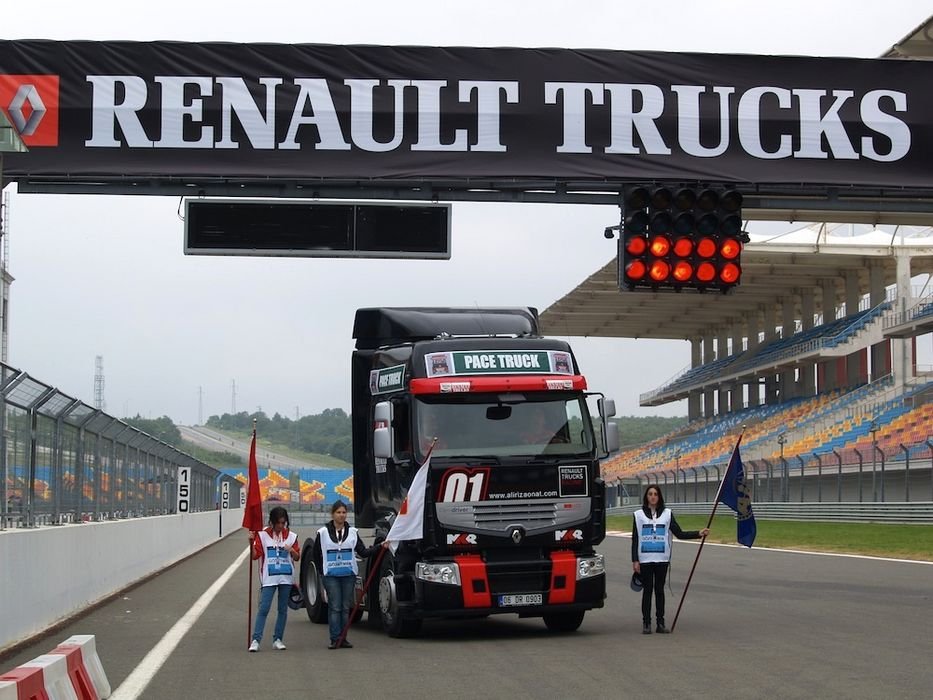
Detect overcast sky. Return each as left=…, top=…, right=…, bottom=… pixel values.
left=3, top=0, right=931, bottom=426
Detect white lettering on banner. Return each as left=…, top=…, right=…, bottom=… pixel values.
left=496, top=353, right=541, bottom=369
left=543, top=81, right=910, bottom=161
left=464, top=354, right=495, bottom=369
left=154, top=76, right=215, bottom=148
left=82, top=74, right=912, bottom=162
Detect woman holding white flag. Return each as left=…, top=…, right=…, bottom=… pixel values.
left=313, top=500, right=381, bottom=650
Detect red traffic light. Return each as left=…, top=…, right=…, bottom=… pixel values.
left=720, top=237, right=742, bottom=260
left=672, top=261, right=693, bottom=282
left=673, top=237, right=694, bottom=257
left=649, top=235, right=671, bottom=257
left=696, top=261, right=716, bottom=283
left=720, top=262, right=741, bottom=284
left=625, top=260, right=647, bottom=281
left=626, top=235, right=648, bottom=256
left=649, top=260, right=671, bottom=282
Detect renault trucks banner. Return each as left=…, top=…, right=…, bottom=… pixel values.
left=1, top=40, right=931, bottom=187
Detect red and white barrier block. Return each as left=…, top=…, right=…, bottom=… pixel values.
left=0, top=635, right=110, bottom=700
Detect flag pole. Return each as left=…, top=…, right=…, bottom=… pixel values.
left=336, top=438, right=438, bottom=645
left=671, top=427, right=745, bottom=633
left=246, top=419, right=257, bottom=649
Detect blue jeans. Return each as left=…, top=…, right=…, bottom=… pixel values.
left=323, top=575, right=356, bottom=642
left=252, top=583, right=291, bottom=642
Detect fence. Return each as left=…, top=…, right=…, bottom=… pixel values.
left=608, top=439, right=933, bottom=508
left=1, top=361, right=239, bottom=529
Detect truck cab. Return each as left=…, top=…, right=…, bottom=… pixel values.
left=351, top=307, right=619, bottom=636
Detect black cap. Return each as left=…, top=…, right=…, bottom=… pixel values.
left=630, top=571, right=643, bottom=592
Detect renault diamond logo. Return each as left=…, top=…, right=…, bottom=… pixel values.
left=9, top=84, right=46, bottom=136
left=0, top=74, right=60, bottom=146
left=510, top=527, right=524, bottom=544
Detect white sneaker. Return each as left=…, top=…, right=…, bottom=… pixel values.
left=272, top=639, right=286, bottom=651
left=248, top=639, right=260, bottom=652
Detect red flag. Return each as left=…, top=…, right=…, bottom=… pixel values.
left=241, top=429, right=263, bottom=532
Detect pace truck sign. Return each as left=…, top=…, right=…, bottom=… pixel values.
left=1, top=40, right=932, bottom=188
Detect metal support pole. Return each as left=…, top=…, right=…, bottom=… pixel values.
left=761, top=459, right=773, bottom=502
left=877, top=444, right=886, bottom=503
left=700, top=466, right=709, bottom=501
left=832, top=449, right=843, bottom=503
left=900, top=444, right=910, bottom=502
left=797, top=455, right=805, bottom=503
left=927, top=440, right=933, bottom=502
left=814, top=453, right=823, bottom=503
left=853, top=448, right=864, bottom=503
left=870, top=420, right=879, bottom=502
left=780, top=457, right=788, bottom=502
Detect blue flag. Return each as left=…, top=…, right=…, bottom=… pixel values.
left=718, top=439, right=756, bottom=547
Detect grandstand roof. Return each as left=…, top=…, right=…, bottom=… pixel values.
left=539, top=226, right=933, bottom=340
left=883, top=14, right=933, bottom=58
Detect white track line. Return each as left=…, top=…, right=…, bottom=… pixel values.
left=110, top=547, right=249, bottom=700
left=605, top=530, right=933, bottom=565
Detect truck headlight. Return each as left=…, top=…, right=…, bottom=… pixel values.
left=576, top=554, right=605, bottom=580
left=415, top=562, right=461, bottom=586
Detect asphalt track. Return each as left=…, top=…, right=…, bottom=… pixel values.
left=4, top=531, right=932, bottom=699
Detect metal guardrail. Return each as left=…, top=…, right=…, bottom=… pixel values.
left=608, top=502, right=933, bottom=523
left=1, top=360, right=230, bottom=529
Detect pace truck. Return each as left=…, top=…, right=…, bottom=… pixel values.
left=299, top=307, right=619, bottom=637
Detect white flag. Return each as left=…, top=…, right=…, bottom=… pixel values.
left=386, top=456, right=431, bottom=554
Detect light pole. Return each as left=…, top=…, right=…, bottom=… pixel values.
left=869, top=419, right=879, bottom=502
left=777, top=432, right=787, bottom=502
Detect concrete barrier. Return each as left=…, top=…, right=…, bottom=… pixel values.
left=0, top=511, right=241, bottom=652
left=0, top=634, right=110, bottom=700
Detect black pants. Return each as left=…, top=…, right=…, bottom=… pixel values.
left=640, top=562, right=669, bottom=624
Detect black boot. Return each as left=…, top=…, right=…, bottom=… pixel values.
left=656, top=618, right=669, bottom=634
left=642, top=620, right=652, bottom=634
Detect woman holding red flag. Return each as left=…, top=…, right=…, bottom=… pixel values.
left=248, top=506, right=300, bottom=651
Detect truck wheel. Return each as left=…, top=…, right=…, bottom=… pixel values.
left=543, top=611, right=585, bottom=633
left=299, top=542, right=327, bottom=624
left=377, top=552, right=422, bottom=638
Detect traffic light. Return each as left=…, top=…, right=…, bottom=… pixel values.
left=620, top=185, right=744, bottom=292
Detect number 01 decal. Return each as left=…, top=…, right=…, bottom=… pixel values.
left=438, top=467, right=490, bottom=503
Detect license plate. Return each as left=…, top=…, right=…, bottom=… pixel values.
left=498, top=593, right=543, bottom=607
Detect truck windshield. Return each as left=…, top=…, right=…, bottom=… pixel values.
left=414, top=394, right=595, bottom=460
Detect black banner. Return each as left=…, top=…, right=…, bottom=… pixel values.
left=1, top=40, right=932, bottom=188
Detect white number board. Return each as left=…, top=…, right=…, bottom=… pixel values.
left=177, top=467, right=191, bottom=513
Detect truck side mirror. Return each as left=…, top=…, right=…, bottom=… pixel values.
left=598, top=398, right=616, bottom=418
left=605, top=421, right=620, bottom=454
left=373, top=401, right=395, bottom=459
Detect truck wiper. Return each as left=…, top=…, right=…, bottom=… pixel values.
left=525, top=455, right=563, bottom=464
left=457, top=455, right=501, bottom=465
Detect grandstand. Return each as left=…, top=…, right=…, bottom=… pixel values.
left=541, top=225, right=933, bottom=504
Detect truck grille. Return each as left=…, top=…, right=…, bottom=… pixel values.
left=435, top=498, right=590, bottom=538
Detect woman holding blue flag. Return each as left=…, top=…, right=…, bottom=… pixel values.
left=632, top=485, right=708, bottom=635
left=313, top=500, right=381, bottom=649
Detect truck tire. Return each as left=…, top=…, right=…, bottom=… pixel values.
left=377, top=552, right=422, bottom=638
left=543, top=611, right=585, bottom=633
left=299, top=539, right=327, bottom=624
